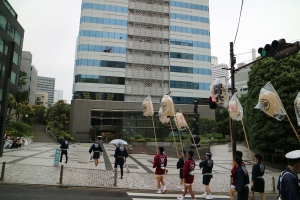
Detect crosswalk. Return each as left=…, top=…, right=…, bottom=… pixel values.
left=127, top=192, right=230, bottom=200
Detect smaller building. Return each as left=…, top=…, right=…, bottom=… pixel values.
left=211, top=63, right=228, bottom=83
left=53, top=90, right=63, bottom=103
left=36, top=76, right=55, bottom=105
left=35, top=92, right=48, bottom=106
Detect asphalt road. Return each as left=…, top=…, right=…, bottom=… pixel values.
left=0, top=184, right=279, bottom=200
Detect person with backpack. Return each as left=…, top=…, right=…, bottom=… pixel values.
left=277, top=150, right=300, bottom=200
left=250, top=154, right=266, bottom=200
left=199, top=151, right=214, bottom=200
left=60, top=137, right=69, bottom=163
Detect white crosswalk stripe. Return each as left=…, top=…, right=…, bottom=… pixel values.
left=127, top=192, right=230, bottom=199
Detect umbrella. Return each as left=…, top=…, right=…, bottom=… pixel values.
left=109, top=139, right=128, bottom=145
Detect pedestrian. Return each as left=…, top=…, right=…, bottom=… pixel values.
left=199, top=151, right=214, bottom=199
left=250, top=154, right=266, bottom=200
left=177, top=150, right=187, bottom=191
left=89, top=137, right=103, bottom=169
left=60, top=137, right=69, bottom=163
left=277, top=150, right=300, bottom=200
left=114, top=141, right=128, bottom=179
left=229, top=151, right=245, bottom=200
left=234, top=156, right=250, bottom=200
left=153, top=146, right=167, bottom=194
left=177, top=150, right=196, bottom=200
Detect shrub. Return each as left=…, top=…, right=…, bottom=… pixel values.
left=47, top=122, right=74, bottom=140
left=134, top=134, right=144, bottom=139
left=5, top=122, right=34, bottom=138
left=200, top=133, right=223, bottom=140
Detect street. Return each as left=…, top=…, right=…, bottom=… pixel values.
left=0, top=184, right=279, bottom=200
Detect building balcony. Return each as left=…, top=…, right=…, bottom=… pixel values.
left=128, top=2, right=169, bottom=13
left=128, top=14, right=169, bottom=26
left=128, top=28, right=169, bottom=39
left=127, top=41, right=169, bottom=52
left=127, top=54, right=169, bottom=66
left=125, top=68, right=169, bottom=80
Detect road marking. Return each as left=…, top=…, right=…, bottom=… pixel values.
left=127, top=192, right=230, bottom=198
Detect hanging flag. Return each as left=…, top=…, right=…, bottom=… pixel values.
left=294, top=92, right=300, bottom=126
left=254, top=82, right=286, bottom=121
left=142, top=95, right=154, bottom=117
left=159, top=107, right=170, bottom=124
left=210, top=77, right=229, bottom=108
left=161, top=95, right=175, bottom=117
left=229, top=94, right=243, bottom=121
left=174, top=112, right=187, bottom=132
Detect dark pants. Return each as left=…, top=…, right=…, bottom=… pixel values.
left=115, top=157, right=124, bottom=178
left=237, top=186, right=249, bottom=200
left=60, top=150, right=68, bottom=162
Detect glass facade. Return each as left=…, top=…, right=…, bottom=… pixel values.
left=170, top=80, right=210, bottom=90
left=80, top=16, right=127, bottom=26
left=74, top=92, right=124, bottom=101
left=82, top=3, right=128, bottom=13
left=170, top=38, right=210, bottom=49
left=77, top=44, right=126, bottom=54
left=170, top=66, right=211, bottom=75
left=170, top=13, right=209, bottom=24
left=170, top=25, right=210, bottom=36
left=76, top=59, right=126, bottom=68
left=170, top=52, right=211, bottom=62
left=170, top=1, right=209, bottom=12
left=79, top=30, right=127, bottom=40
left=0, top=11, right=23, bottom=47
left=75, top=74, right=125, bottom=85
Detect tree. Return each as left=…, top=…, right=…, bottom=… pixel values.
left=34, top=105, right=46, bottom=124
left=49, top=100, right=70, bottom=131
left=215, top=107, right=230, bottom=136
left=16, top=70, right=29, bottom=103
left=6, top=94, right=16, bottom=123
left=242, top=53, right=300, bottom=154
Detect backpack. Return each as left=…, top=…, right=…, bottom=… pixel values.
left=278, top=171, right=297, bottom=200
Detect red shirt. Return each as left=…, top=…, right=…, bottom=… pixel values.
left=183, top=159, right=195, bottom=184
left=153, top=153, right=167, bottom=175
left=231, top=161, right=245, bottom=186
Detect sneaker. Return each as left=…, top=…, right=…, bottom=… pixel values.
left=206, top=194, right=213, bottom=199
left=177, top=185, right=182, bottom=190
left=157, top=190, right=162, bottom=194
left=177, top=197, right=183, bottom=200
left=162, top=189, right=167, bottom=193
left=201, top=193, right=207, bottom=197
left=94, top=167, right=98, bottom=169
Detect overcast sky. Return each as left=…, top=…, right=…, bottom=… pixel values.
left=8, top=0, right=300, bottom=103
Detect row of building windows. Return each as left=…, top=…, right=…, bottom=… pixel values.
left=75, top=74, right=125, bottom=85
left=1, top=63, right=17, bottom=85
left=77, top=44, right=127, bottom=54
left=3, top=0, right=17, bottom=18
left=170, top=66, right=211, bottom=75
left=173, top=97, right=208, bottom=105
left=75, top=59, right=126, bottom=69
left=0, top=37, right=20, bottom=65
left=78, top=30, right=127, bottom=40
left=170, top=13, right=209, bottom=24
left=74, top=91, right=125, bottom=101
left=170, top=52, right=211, bottom=62
left=0, top=11, right=22, bottom=46
left=170, top=38, right=210, bottom=49
left=170, top=25, right=210, bottom=36
left=80, top=16, right=127, bottom=27
left=170, top=80, right=210, bottom=90
left=170, top=0, right=209, bottom=12
left=81, top=3, right=128, bottom=13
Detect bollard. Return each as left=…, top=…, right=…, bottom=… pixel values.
left=1, top=162, right=6, bottom=181
left=59, top=165, right=64, bottom=185
left=113, top=168, right=117, bottom=187
left=272, top=177, right=275, bottom=192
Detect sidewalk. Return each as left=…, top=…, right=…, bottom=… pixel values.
left=0, top=142, right=282, bottom=193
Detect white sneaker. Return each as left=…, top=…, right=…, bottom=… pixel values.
left=94, top=166, right=98, bottom=169
left=178, top=185, right=183, bottom=190
left=201, top=193, right=207, bottom=197
left=177, top=197, right=183, bottom=200
left=157, top=190, right=162, bottom=194
left=205, top=194, right=213, bottom=199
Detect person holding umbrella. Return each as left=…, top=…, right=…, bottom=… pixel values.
left=114, top=141, right=128, bottom=179
left=89, top=137, right=103, bottom=169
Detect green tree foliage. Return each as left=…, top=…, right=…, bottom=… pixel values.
left=34, top=105, right=46, bottom=124
left=242, top=53, right=300, bottom=153
left=6, top=94, right=16, bottom=123
left=16, top=70, right=29, bottom=103
left=5, top=121, right=33, bottom=138
left=215, top=107, right=230, bottom=136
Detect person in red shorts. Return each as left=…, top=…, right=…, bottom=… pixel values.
left=153, top=146, right=168, bottom=194
left=177, top=150, right=196, bottom=200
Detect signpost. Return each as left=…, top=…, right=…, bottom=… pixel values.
left=54, top=148, right=61, bottom=166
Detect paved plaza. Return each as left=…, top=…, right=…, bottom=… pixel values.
left=0, top=141, right=282, bottom=194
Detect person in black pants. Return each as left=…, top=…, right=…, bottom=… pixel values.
left=60, top=137, right=69, bottom=163
left=114, top=141, right=128, bottom=179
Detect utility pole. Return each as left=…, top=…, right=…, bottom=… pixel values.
left=0, top=42, right=15, bottom=157
left=230, top=42, right=236, bottom=159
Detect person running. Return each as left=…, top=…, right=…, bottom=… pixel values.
left=200, top=151, right=214, bottom=199
left=60, top=137, right=69, bottom=163
left=114, top=141, right=128, bottom=179
left=153, top=146, right=167, bottom=194
left=229, top=151, right=245, bottom=200
left=177, top=150, right=187, bottom=191
left=177, top=150, right=196, bottom=200
left=250, top=154, right=266, bottom=200
left=234, top=156, right=250, bottom=200
left=89, top=138, right=103, bottom=169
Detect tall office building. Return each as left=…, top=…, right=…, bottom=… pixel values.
left=36, top=76, right=55, bottom=105
left=20, top=51, right=38, bottom=105
left=0, top=0, right=24, bottom=105
left=70, top=0, right=213, bottom=142
left=53, top=89, right=63, bottom=103
left=211, top=63, right=228, bottom=83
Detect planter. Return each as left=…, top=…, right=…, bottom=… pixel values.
left=77, top=146, right=90, bottom=163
